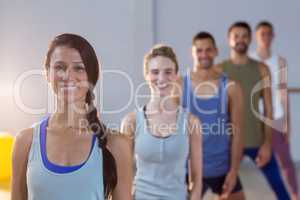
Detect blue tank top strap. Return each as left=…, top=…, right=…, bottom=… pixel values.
left=218, top=73, right=228, bottom=116
left=135, top=107, right=145, bottom=138
left=28, top=122, right=42, bottom=163
left=178, top=107, right=188, bottom=136
left=136, top=107, right=144, bottom=126
left=182, top=68, right=191, bottom=111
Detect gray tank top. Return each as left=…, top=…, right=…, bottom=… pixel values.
left=221, top=59, right=264, bottom=147
left=133, top=107, right=189, bottom=200
left=26, top=120, right=104, bottom=200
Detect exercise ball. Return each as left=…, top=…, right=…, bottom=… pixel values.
left=0, top=133, right=14, bottom=182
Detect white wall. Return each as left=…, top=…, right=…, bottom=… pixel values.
left=154, top=0, right=300, bottom=160
left=0, top=0, right=147, bottom=134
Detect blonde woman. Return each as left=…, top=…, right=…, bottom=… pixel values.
left=121, top=45, right=202, bottom=200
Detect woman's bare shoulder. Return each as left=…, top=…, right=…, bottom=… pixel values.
left=14, top=127, right=34, bottom=151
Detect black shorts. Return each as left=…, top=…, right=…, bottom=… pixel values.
left=202, top=174, right=243, bottom=195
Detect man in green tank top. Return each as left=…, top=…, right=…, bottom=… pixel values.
left=219, top=21, right=290, bottom=200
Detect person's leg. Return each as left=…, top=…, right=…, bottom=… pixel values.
left=202, top=179, right=209, bottom=198
left=226, top=177, right=246, bottom=200
left=243, top=147, right=259, bottom=160
left=244, top=148, right=291, bottom=200
left=206, top=175, right=245, bottom=200
left=261, top=153, right=291, bottom=200
left=226, top=191, right=246, bottom=200
left=272, top=129, right=298, bottom=199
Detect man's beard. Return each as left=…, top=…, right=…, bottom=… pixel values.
left=234, top=42, right=249, bottom=54
left=198, top=59, right=213, bottom=69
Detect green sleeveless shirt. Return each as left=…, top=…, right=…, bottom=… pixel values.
left=221, top=58, right=264, bottom=147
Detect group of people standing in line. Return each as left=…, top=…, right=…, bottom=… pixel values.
left=10, top=20, right=298, bottom=200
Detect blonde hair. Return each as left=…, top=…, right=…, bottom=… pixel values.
left=143, top=44, right=179, bottom=76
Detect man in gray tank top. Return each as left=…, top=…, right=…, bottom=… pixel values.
left=220, top=21, right=290, bottom=200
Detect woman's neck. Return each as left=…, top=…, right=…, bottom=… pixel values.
left=51, top=100, right=88, bottom=129
left=148, top=95, right=179, bottom=114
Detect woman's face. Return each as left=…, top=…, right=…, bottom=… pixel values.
left=145, top=56, right=178, bottom=97
left=47, top=46, right=89, bottom=104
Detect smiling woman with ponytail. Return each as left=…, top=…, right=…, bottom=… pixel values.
left=11, top=33, right=132, bottom=200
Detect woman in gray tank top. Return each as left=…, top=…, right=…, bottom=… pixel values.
left=121, top=45, right=203, bottom=200
left=11, top=34, right=132, bottom=200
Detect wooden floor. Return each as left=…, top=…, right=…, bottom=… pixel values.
left=1, top=163, right=299, bottom=200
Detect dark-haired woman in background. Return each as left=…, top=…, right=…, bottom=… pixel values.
left=11, top=33, right=132, bottom=200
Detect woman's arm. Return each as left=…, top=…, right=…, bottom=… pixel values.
left=106, top=112, right=136, bottom=200
left=11, top=128, right=33, bottom=200
left=187, top=114, right=202, bottom=200
left=120, top=112, right=136, bottom=141
left=107, top=133, right=133, bottom=200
